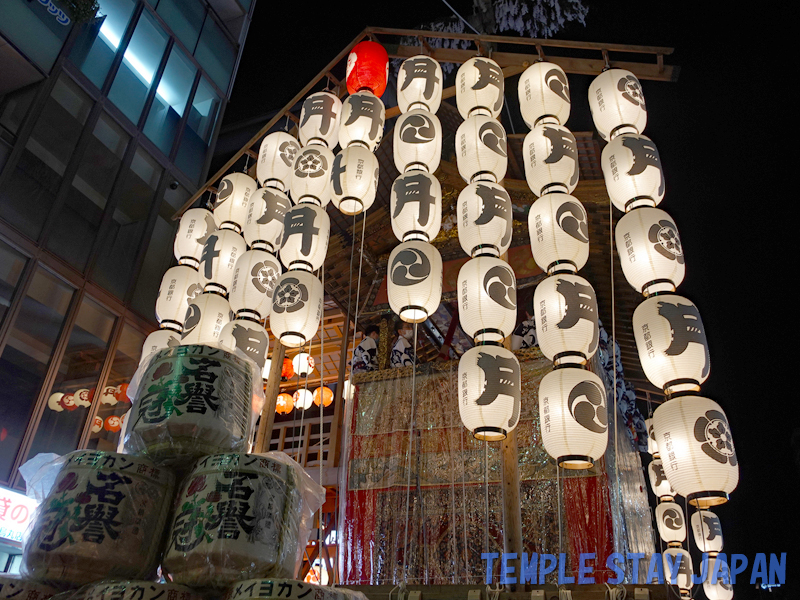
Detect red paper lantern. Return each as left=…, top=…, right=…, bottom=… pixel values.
left=346, top=41, right=389, bottom=97
left=281, top=358, right=295, bottom=380
left=104, top=415, right=122, bottom=432
left=313, top=386, right=333, bottom=407
left=276, top=393, right=294, bottom=414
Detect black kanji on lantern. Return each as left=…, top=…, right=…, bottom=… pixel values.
left=300, top=94, right=337, bottom=135
left=656, top=300, right=709, bottom=377
left=344, top=94, right=383, bottom=141
left=542, top=126, right=579, bottom=186
left=475, top=352, right=520, bottom=406
left=282, top=206, right=320, bottom=256
left=555, top=278, right=598, bottom=353
left=401, top=57, right=440, bottom=101
left=256, top=189, right=292, bottom=226
left=393, top=172, right=436, bottom=227
left=201, top=235, right=220, bottom=280
left=471, top=59, right=504, bottom=113
left=622, top=136, right=663, bottom=195
left=474, top=184, right=512, bottom=247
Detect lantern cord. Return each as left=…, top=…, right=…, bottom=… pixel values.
left=484, top=439, right=490, bottom=559
left=284, top=113, right=291, bottom=132
left=401, top=321, right=420, bottom=587
left=243, top=152, right=250, bottom=174
left=557, top=463, right=562, bottom=562
left=504, top=101, right=517, bottom=135
left=440, top=0, right=482, bottom=35
left=345, top=212, right=368, bottom=389
left=460, top=427, right=469, bottom=581
left=318, top=265, right=325, bottom=575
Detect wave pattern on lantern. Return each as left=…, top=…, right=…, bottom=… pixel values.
left=528, top=193, right=589, bottom=273
left=387, top=241, right=442, bottom=323
left=393, top=109, right=442, bottom=173
left=518, top=61, right=571, bottom=127
left=397, top=55, right=443, bottom=113
left=257, top=132, right=300, bottom=191
left=270, top=270, right=323, bottom=348
left=456, top=57, right=504, bottom=119
left=655, top=501, right=686, bottom=545
left=456, top=114, right=508, bottom=183
left=390, top=170, right=442, bottom=242
left=588, top=68, right=647, bottom=141
left=457, top=256, right=517, bottom=343
left=523, top=123, right=579, bottom=196
left=457, top=182, right=513, bottom=257
left=330, top=146, right=379, bottom=215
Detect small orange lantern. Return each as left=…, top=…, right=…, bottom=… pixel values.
left=346, top=41, right=389, bottom=97
left=276, top=393, right=294, bottom=414
left=104, top=415, right=122, bottom=432
left=281, top=358, right=294, bottom=380
left=115, top=383, right=130, bottom=403
left=313, top=386, right=333, bottom=407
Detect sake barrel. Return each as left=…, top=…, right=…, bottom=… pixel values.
left=226, top=578, right=348, bottom=600
left=69, top=581, right=201, bottom=600
left=0, top=576, right=57, bottom=600
left=23, top=451, right=174, bottom=587
left=126, top=345, right=255, bottom=468
left=162, top=454, right=303, bottom=589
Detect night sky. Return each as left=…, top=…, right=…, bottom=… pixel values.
left=224, top=2, right=796, bottom=597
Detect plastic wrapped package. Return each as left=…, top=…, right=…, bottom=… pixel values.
left=0, top=575, right=58, bottom=600
left=225, top=579, right=361, bottom=600
left=162, top=452, right=325, bottom=590
left=125, top=345, right=264, bottom=469
left=67, top=581, right=200, bottom=600
left=22, top=451, right=175, bottom=588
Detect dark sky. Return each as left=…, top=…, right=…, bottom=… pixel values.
left=227, top=2, right=795, bottom=597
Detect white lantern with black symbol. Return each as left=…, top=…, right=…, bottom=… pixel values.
left=175, top=208, right=217, bottom=269
left=391, top=170, right=442, bottom=242
left=539, top=366, right=608, bottom=468
left=528, top=193, right=589, bottom=274
left=588, top=68, right=648, bottom=141
left=534, top=274, right=599, bottom=365
left=214, top=173, right=256, bottom=232
left=219, top=319, right=270, bottom=373
left=397, top=55, right=443, bottom=113
left=140, top=329, right=181, bottom=365
left=661, top=548, right=693, bottom=592
left=646, top=417, right=660, bottom=455
left=330, top=145, right=379, bottom=215
left=704, top=557, right=734, bottom=600
left=616, top=207, right=684, bottom=296
left=393, top=109, right=442, bottom=173
left=180, top=292, right=232, bottom=346
left=691, top=510, right=724, bottom=555
left=523, top=123, right=579, bottom=196
left=292, top=352, right=315, bottom=377
left=456, top=56, right=504, bottom=119
left=257, top=131, right=300, bottom=191
left=293, top=389, right=314, bottom=410
left=229, top=249, right=282, bottom=320
left=457, top=182, right=512, bottom=257
left=632, top=294, right=709, bottom=394
left=270, top=270, right=324, bottom=348
left=279, top=203, right=330, bottom=272
left=648, top=458, right=676, bottom=500
left=655, top=501, right=687, bottom=546
left=198, top=228, right=246, bottom=295
left=299, top=91, right=341, bottom=149
left=338, top=91, right=385, bottom=151
left=458, top=344, right=520, bottom=441
left=457, top=256, right=517, bottom=343
left=456, top=114, right=508, bottom=183
left=291, top=145, right=334, bottom=206
left=652, top=396, right=739, bottom=507
left=518, top=62, right=571, bottom=128
left=155, top=265, right=203, bottom=330
left=602, top=133, right=665, bottom=211
left=387, top=240, right=442, bottom=323
left=243, top=187, right=292, bottom=253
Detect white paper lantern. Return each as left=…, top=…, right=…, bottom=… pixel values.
left=243, top=187, right=292, bottom=253
left=390, top=170, right=442, bottom=242
left=648, top=458, right=677, bottom=499
left=91, top=416, right=103, bottom=433
left=661, top=548, right=693, bottom=591
left=655, top=501, right=687, bottom=546
left=330, top=145, right=379, bottom=215
left=646, top=417, right=660, bottom=455
left=343, top=379, right=355, bottom=401
left=703, top=557, right=734, bottom=600
left=602, top=133, right=665, bottom=211
left=339, top=91, right=385, bottom=151
left=257, top=131, right=301, bottom=190
left=219, top=318, right=270, bottom=372
left=588, top=68, right=648, bottom=141
left=387, top=240, right=442, bottom=323
left=456, top=57, right=504, bottom=119
left=198, top=228, right=246, bottom=295
left=534, top=274, right=599, bottom=365
left=457, top=182, right=512, bottom=257
left=616, top=207, right=684, bottom=296
left=155, top=265, right=203, bottom=328
left=213, top=172, right=257, bottom=232
left=174, top=208, right=217, bottom=268
left=691, top=510, right=724, bottom=555
left=291, top=145, right=334, bottom=206
left=99, top=385, right=118, bottom=405
left=652, top=396, right=739, bottom=507
left=528, top=193, right=589, bottom=274
left=180, top=292, right=232, bottom=345
left=279, top=203, right=330, bottom=272
left=270, top=270, right=323, bottom=348
left=292, top=352, right=315, bottom=377
left=457, top=256, right=517, bottom=343
left=293, top=388, right=314, bottom=410
left=299, top=91, right=341, bottom=148
left=261, top=358, right=271, bottom=380
left=456, top=114, right=508, bottom=183
left=518, top=62, right=571, bottom=128
left=522, top=123, right=578, bottom=196
left=393, top=109, right=442, bottom=174
left=458, top=345, right=520, bottom=441
left=229, top=249, right=282, bottom=320
left=633, top=294, right=709, bottom=394
left=140, top=328, right=181, bottom=365
left=538, top=367, right=608, bottom=469
left=397, top=55, right=443, bottom=113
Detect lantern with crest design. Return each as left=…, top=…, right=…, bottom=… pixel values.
left=457, top=256, right=517, bottom=344
left=528, top=193, right=589, bottom=274
left=397, top=55, right=443, bottom=114
left=457, top=182, right=513, bottom=258
left=228, top=249, right=281, bottom=320
left=456, top=57, right=505, bottom=119
left=518, top=62, right=571, bottom=128
left=330, top=145, right=379, bottom=215
left=257, top=132, right=300, bottom=191
left=387, top=240, right=442, bottom=323
left=175, top=208, right=217, bottom=269
left=291, top=145, right=334, bottom=207
left=390, top=170, right=442, bottom=242
left=298, top=91, right=341, bottom=149
left=655, top=501, right=687, bottom=546
left=214, top=173, right=257, bottom=232
left=155, top=266, right=203, bottom=330
left=456, top=114, right=508, bottom=183
left=602, top=133, right=665, bottom=211
left=588, top=68, right=648, bottom=141
left=393, top=109, right=442, bottom=174
left=270, top=270, right=323, bottom=348
left=292, top=352, right=315, bottom=377
left=523, top=123, right=579, bottom=196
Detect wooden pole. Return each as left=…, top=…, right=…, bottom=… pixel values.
left=254, top=342, right=286, bottom=453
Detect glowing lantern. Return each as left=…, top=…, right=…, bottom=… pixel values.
left=276, top=393, right=294, bottom=414
left=313, top=386, right=333, bottom=407
left=645, top=417, right=659, bottom=455
left=602, top=133, right=664, bottom=211
left=140, top=329, right=180, bottom=365
left=343, top=379, right=355, bottom=401
left=99, top=386, right=118, bottom=406
left=338, top=91, right=385, bottom=151
left=648, top=458, right=676, bottom=500
left=299, top=91, right=341, bottom=149
left=47, top=392, right=65, bottom=412
left=115, top=383, right=129, bottom=403
left=655, top=501, right=686, bottom=546
left=458, top=345, right=520, bottom=441
left=704, top=557, right=734, bottom=600
left=661, top=548, right=693, bottom=593
left=397, top=55, right=443, bottom=113
left=214, top=173, right=257, bottom=232
left=180, top=292, right=232, bottom=346
left=229, top=249, right=282, bottom=320
left=522, top=123, right=579, bottom=196
left=457, top=182, right=513, bottom=258
left=457, top=256, right=517, bottom=343
left=330, top=146, right=379, bottom=215
left=528, top=193, right=589, bottom=274
left=292, top=352, right=315, bottom=377
left=393, top=109, right=442, bottom=174
left=390, top=170, right=442, bottom=242
left=257, top=131, right=300, bottom=191
left=243, top=187, right=292, bottom=253
left=198, top=228, right=246, bottom=295
left=456, top=57, right=504, bottom=119
left=518, top=62, right=571, bottom=128
left=691, top=510, right=724, bottom=555
left=456, top=114, right=508, bottom=183
left=104, top=415, right=122, bottom=432
left=387, top=240, right=442, bottom=323
left=219, top=319, right=270, bottom=372
left=291, top=145, right=335, bottom=206
left=73, top=388, right=92, bottom=408
left=346, top=41, right=389, bottom=97
left=281, top=358, right=294, bottom=380
left=155, top=265, right=203, bottom=329
left=174, top=208, right=217, bottom=269
left=652, top=396, right=738, bottom=507
left=270, top=270, right=323, bottom=348
left=632, top=294, right=709, bottom=394
left=538, top=366, right=608, bottom=469
left=588, top=68, right=647, bottom=141
left=293, top=389, right=314, bottom=410
left=279, top=203, right=330, bottom=272
left=91, top=416, right=103, bottom=433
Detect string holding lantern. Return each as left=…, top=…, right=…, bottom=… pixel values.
left=346, top=41, right=389, bottom=97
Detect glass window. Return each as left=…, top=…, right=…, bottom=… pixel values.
left=143, top=47, right=196, bottom=156
left=0, top=75, right=92, bottom=240
left=157, top=0, right=206, bottom=53
left=0, top=240, right=28, bottom=328
left=25, top=297, right=115, bottom=461
left=0, top=268, right=73, bottom=483
left=0, top=0, right=74, bottom=73
left=194, top=16, right=236, bottom=92
left=69, top=0, right=136, bottom=89
left=175, top=76, right=220, bottom=183
left=45, top=113, right=130, bottom=271
left=87, top=322, right=145, bottom=451
left=92, top=147, right=163, bottom=298
left=0, top=84, right=38, bottom=136
left=107, top=10, right=168, bottom=126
